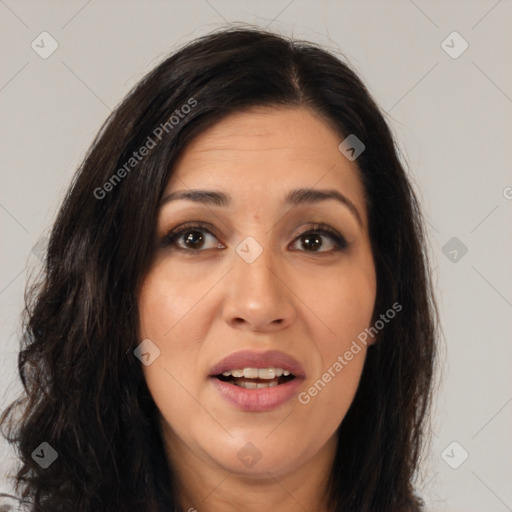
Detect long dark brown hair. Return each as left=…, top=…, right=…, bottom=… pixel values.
left=1, top=25, right=438, bottom=512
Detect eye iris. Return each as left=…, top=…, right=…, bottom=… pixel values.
left=302, top=233, right=322, bottom=251
left=184, top=230, right=204, bottom=249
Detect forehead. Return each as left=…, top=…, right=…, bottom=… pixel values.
left=166, top=107, right=368, bottom=222
left=174, top=106, right=349, bottom=164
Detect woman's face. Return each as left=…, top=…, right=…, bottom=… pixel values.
left=137, top=106, right=377, bottom=480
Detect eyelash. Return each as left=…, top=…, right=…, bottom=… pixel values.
left=160, top=222, right=348, bottom=254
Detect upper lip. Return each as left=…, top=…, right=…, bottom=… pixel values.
left=209, top=349, right=306, bottom=378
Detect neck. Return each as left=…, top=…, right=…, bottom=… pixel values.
left=162, top=424, right=338, bottom=512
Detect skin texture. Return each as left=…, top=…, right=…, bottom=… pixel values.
left=137, top=107, right=377, bottom=512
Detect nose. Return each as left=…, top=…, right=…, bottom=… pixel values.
left=222, top=240, right=296, bottom=332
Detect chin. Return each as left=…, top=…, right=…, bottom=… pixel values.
left=205, top=436, right=314, bottom=478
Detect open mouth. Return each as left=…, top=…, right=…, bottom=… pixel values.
left=215, top=373, right=296, bottom=389
left=209, top=364, right=303, bottom=411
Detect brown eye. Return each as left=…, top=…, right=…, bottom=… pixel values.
left=161, top=222, right=347, bottom=254
left=161, top=223, right=224, bottom=251
left=290, top=225, right=348, bottom=253
left=179, top=230, right=207, bottom=250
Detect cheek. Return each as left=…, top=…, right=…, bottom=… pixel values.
left=137, top=266, right=197, bottom=417
left=137, top=259, right=211, bottom=339
left=302, top=254, right=376, bottom=413
left=298, top=305, right=372, bottom=438
left=314, top=251, right=376, bottom=348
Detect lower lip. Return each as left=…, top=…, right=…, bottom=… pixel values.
left=209, top=376, right=303, bottom=412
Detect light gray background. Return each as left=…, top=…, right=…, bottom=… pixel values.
left=1, top=1, right=511, bottom=510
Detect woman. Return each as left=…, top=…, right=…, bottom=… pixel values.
left=1, top=26, right=438, bottom=511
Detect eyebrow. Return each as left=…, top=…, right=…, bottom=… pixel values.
left=159, top=187, right=363, bottom=226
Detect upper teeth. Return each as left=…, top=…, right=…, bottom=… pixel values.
left=221, top=368, right=291, bottom=379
